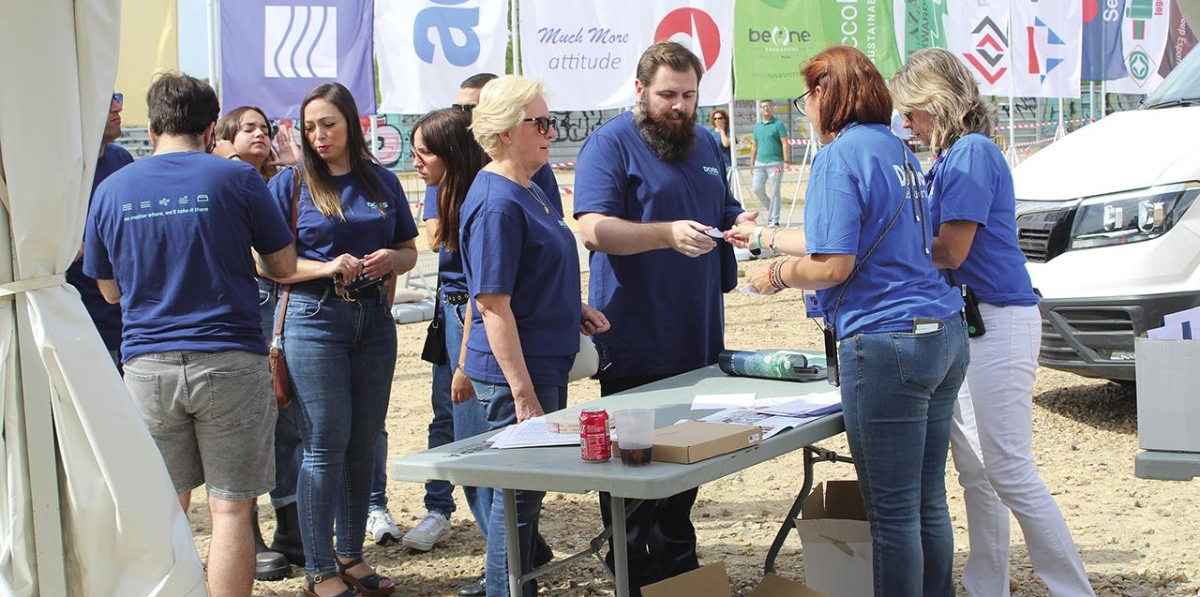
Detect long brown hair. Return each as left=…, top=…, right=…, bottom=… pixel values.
left=412, top=108, right=487, bottom=252
left=298, top=83, right=384, bottom=219
left=802, top=45, right=892, bottom=137
left=216, top=105, right=278, bottom=181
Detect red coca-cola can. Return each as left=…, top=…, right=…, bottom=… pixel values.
left=579, top=408, right=611, bottom=462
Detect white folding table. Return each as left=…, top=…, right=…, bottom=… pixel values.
left=390, top=365, right=849, bottom=597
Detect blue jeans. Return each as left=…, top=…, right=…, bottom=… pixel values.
left=840, top=315, right=969, bottom=597
left=369, top=430, right=390, bottom=511
left=259, top=277, right=303, bottom=509
left=285, top=285, right=396, bottom=578
left=445, top=300, right=491, bottom=535
left=471, top=380, right=566, bottom=597
left=419, top=298, right=457, bottom=518
left=751, top=160, right=783, bottom=224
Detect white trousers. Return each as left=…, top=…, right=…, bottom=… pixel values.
left=950, top=304, right=1095, bottom=597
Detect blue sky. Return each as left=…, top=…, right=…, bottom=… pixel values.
left=178, top=0, right=208, bottom=78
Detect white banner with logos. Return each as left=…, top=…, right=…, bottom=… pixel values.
left=376, top=0, right=509, bottom=114
left=1107, top=0, right=1172, bottom=94
left=1011, top=0, right=1081, bottom=97
left=946, top=0, right=1013, bottom=96
left=519, top=0, right=732, bottom=111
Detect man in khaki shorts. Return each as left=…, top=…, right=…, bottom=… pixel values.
left=83, top=73, right=297, bottom=597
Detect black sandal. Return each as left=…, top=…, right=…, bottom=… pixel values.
left=336, top=557, right=395, bottom=597
left=302, top=572, right=357, bottom=597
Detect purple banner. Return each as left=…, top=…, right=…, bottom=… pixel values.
left=220, top=0, right=376, bottom=119
left=1081, top=0, right=1127, bottom=81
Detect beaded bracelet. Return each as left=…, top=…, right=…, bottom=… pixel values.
left=769, top=260, right=789, bottom=291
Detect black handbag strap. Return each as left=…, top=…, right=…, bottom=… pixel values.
left=825, top=138, right=928, bottom=333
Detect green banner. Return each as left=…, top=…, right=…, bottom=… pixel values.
left=901, top=0, right=948, bottom=57
left=733, top=0, right=902, bottom=100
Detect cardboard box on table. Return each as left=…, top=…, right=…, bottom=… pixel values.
left=1135, top=338, right=1200, bottom=452
left=794, top=481, right=873, bottom=597
left=642, top=561, right=832, bottom=597
left=649, top=420, right=762, bottom=464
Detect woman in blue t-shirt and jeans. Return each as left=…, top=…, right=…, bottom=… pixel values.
left=265, top=83, right=418, bottom=597
left=891, top=48, right=1096, bottom=597
left=458, top=75, right=609, bottom=597
left=731, top=45, right=969, bottom=597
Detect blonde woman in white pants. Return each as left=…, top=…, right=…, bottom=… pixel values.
left=891, top=48, right=1095, bottom=597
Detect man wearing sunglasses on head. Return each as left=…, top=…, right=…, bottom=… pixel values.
left=66, top=92, right=134, bottom=370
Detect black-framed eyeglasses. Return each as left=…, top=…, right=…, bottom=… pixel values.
left=112, top=92, right=123, bottom=106
left=452, top=103, right=476, bottom=113
left=792, top=90, right=811, bottom=117
left=522, top=116, right=557, bottom=135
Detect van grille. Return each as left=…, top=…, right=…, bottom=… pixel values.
left=1015, top=206, right=1076, bottom=263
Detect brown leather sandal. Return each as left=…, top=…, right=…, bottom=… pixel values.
left=336, top=557, right=395, bottom=597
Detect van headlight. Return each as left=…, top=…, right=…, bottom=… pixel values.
left=1070, top=183, right=1200, bottom=250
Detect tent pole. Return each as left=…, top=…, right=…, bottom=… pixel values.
left=208, top=0, right=221, bottom=94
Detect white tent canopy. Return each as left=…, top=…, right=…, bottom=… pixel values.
left=0, top=1, right=206, bottom=595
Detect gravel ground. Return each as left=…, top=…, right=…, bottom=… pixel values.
left=187, top=175, right=1199, bottom=596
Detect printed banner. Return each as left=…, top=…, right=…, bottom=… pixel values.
left=376, top=0, right=509, bottom=114
left=519, top=0, right=646, bottom=110
left=1082, top=0, right=1127, bottom=81
left=946, top=0, right=1013, bottom=96
left=1159, top=0, right=1198, bottom=77
left=115, top=0, right=179, bottom=126
left=649, top=0, right=735, bottom=106
left=220, top=0, right=376, bottom=119
left=896, top=0, right=949, bottom=58
left=1108, top=0, right=1172, bottom=94
left=814, top=0, right=902, bottom=79
left=732, top=0, right=826, bottom=100
left=1011, top=0, right=1081, bottom=97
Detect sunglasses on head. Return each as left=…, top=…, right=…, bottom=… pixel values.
left=452, top=103, right=475, bottom=113
left=521, top=116, right=557, bottom=135
left=112, top=92, right=123, bottom=106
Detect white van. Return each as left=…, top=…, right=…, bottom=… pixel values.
left=1012, top=50, right=1200, bottom=382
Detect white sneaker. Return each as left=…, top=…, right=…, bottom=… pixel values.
left=402, top=512, right=452, bottom=551
left=366, top=508, right=401, bottom=546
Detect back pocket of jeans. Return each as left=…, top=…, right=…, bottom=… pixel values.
left=892, top=329, right=949, bottom=392
left=204, top=361, right=269, bottom=428
left=125, top=370, right=166, bottom=429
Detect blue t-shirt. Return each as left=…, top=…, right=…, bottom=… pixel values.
left=803, top=123, right=963, bottom=340
left=459, top=170, right=580, bottom=386
left=268, top=164, right=418, bottom=265
left=710, top=128, right=732, bottom=166
left=574, top=111, right=743, bottom=378
left=753, top=118, right=788, bottom=164
left=67, top=143, right=133, bottom=353
left=83, top=151, right=293, bottom=360
left=927, top=133, right=1038, bottom=307
left=425, top=163, right=561, bottom=294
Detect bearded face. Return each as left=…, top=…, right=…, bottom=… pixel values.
left=633, top=66, right=700, bottom=162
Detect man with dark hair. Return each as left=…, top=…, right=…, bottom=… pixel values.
left=574, top=41, right=757, bottom=596
left=750, top=99, right=790, bottom=226
left=67, top=92, right=133, bottom=368
left=84, top=73, right=297, bottom=597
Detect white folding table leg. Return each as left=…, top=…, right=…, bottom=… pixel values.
left=504, top=488, right=522, bottom=597
left=612, top=496, right=630, bottom=597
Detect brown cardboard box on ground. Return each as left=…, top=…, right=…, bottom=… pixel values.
left=650, top=420, right=762, bottom=464
left=794, top=481, right=873, bottom=597
left=641, top=561, right=833, bottom=597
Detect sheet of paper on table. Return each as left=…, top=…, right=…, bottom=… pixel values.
left=698, top=408, right=812, bottom=439
left=691, top=393, right=757, bottom=410
left=490, top=416, right=580, bottom=449
left=756, top=390, right=842, bottom=417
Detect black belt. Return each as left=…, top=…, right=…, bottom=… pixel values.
left=290, top=278, right=386, bottom=302
left=442, top=291, right=469, bottom=305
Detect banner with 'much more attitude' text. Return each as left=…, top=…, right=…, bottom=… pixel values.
left=519, top=0, right=733, bottom=111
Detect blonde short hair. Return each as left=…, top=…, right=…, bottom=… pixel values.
left=471, top=75, right=545, bottom=157
left=889, top=47, right=996, bottom=151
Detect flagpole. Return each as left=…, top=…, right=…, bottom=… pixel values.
left=1004, top=0, right=1018, bottom=166
left=208, top=0, right=221, bottom=94
left=1100, top=80, right=1107, bottom=117
left=1055, top=98, right=1066, bottom=140
left=511, top=0, right=522, bottom=75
